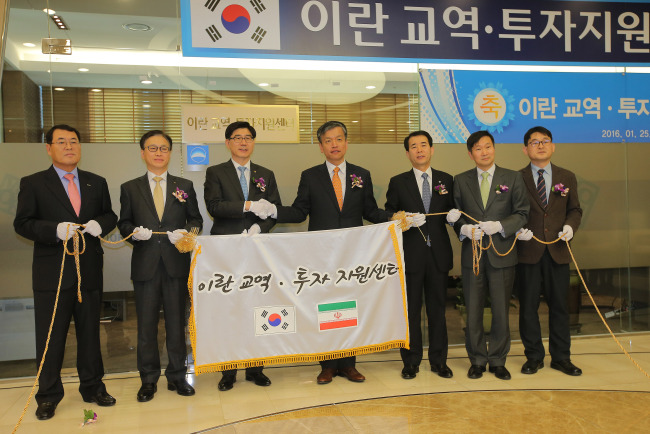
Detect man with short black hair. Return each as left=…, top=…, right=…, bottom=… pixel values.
left=385, top=130, right=460, bottom=380
left=204, top=120, right=281, bottom=391
left=118, top=130, right=202, bottom=402
left=14, top=124, right=118, bottom=420
left=516, top=126, right=583, bottom=376
left=452, top=130, right=528, bottom=381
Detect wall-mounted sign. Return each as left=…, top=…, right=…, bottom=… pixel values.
left=181, top=0, right=650, bottom=65
left=419, top=69, right=650, bottom=143
left=181, top=104, right=300, bottom=144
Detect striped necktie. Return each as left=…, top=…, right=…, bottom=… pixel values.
left=537, top=169, right=548, bottom=208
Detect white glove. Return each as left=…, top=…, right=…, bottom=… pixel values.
left=247, top=224, right=261, bottom=236
left=460, top=224, right=483, bottom=240
left=241, top=229, right=248, bottom=234
left=132, top=226, right=152, bottom=241
left=409, top=213, right=427, bottom=227
left=479, top=221, right=503, bottom=236
left=516, top=228, right=534, bottom=241
left=248, top=200, right=267, bottom=218
left=446, top=208, right=461, bottom=224
left=81, top=220, right=102, bottom=237
left=167, top=229, right=187, bottom=245
left=559, top=225, right=574, bottom=241
left=56, top=222, right=78, bottom=241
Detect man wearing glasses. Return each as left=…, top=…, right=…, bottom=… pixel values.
left=516, top=126, right=583, bottom=377
left=203, top=120, right=281, bottom=391
left=118, top=130, right=203, bottom=402
left=14, top=124, right=117, bottom=420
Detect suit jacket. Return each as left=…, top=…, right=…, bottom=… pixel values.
left=204, top=161, right=281, bottom=235
left=385, top=168, right=454, bottom=273
left=118, top=174, right=203, bottom=281
left=453, top=165, right=529, bottom=269
left=276, top=162, right=392, bottom=230
left=517, top=163, right=582, bottom=265
left=14, top=165, right=117, bottom=292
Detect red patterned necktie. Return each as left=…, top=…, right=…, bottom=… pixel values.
left=64, top=173, right=81, bottom=216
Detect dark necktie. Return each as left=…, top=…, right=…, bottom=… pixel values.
left=537, top=169, right=548, bottom=208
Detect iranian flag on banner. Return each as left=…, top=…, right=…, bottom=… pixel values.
left=318, top=301, right=358, bottom=331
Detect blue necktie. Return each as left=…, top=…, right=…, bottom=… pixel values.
left=421, top=173, right=431, bottom=213
left=238, top=166, right=248, bottom=200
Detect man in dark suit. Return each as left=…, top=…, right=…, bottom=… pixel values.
left=204, top=121, right=281, bottom=391
left=385, top=130, right=460, bottom=380
left=453, top=130, right=529, bottom=381
left=14, top=124, right=118, bottom=420
left=118, top=130, right=202, bottom=402
left=252, top=120, right=396, bottom=385
left=515, top=126, right=583, bottom=376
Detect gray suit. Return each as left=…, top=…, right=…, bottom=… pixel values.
left=453, top=165, right=529, bottom=367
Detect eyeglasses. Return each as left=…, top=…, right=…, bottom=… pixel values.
left=528, top=139, right=551, bottom=148
left=229, top=135, right=254, bottom=144
left=145, top=145, right=170, bottom=153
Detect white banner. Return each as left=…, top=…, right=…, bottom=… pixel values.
left=189, top=222, right=409, bottom=374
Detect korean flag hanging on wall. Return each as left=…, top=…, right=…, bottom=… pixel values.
left=254, top=306, right=296, bottom=336
left=190, top=0, right=281, bottom=50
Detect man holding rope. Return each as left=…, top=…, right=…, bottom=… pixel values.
left=453, top=130, right=529, bottom=381
left=14, top=124, right=118, bottom=420
left=118, top=130, right=202, bottom=402
left=516, top=126, right=583, bottom=377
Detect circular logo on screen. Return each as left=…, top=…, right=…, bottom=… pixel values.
left=467, top=82, right=515, bottom=133
left=221, top=5, right=251, bottom=34
left=188, top=146, right=208, bottom=165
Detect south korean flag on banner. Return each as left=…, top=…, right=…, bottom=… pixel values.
left=191, top=0, right=281, bottom=50
left=254, top=306, right=296, bottom=336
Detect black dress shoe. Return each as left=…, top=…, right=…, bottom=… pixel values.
left=401, top=364, right=419, bottom=379
left=218, top=374, right=236, bottom=391
left=245, top=372, right=271, bottom=386
left=489, top=366, right=512, bottom=380
left=35, top=402, right=57, bottom=420
left=431, top=363, right=453, bottom=378
left=521, top=359, right=544, bottom=375
left=551, top=359, right=582, bottom=376
left=467, top=365, right=486, bottom=379
left=83, top=391, right=117, bottom=406
left=137, top=383, right=157, bottom=402
left=168, top=379, right=195, bottom=396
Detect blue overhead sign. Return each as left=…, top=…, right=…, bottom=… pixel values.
left=181, top=0, right=650, bottom=65
left=419, top=69, right=650, bottom=143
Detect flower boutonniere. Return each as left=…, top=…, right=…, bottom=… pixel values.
left=495, top=184, right=509, bottom=194
left=172, top=187, right=188, bottom=202
left=552, top=183, right=569, bottom=196
left=350, top=174, right=363, bottom=188
left=434, top=182, right=448, bottom=195
left=254, top=177, right=266, bottom=192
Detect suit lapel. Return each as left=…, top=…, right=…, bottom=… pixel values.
left=44, top=166, right=78, bottom=218
left=407, top=171, right=426, bottom=213
left=249, top=163, right=262, bottom=200
left=318, top=163, right=340, bottom=212
left=548, top=163, right=558, bottom=210
left=136, top=174, right=159, bottom=221
left=484, top=166, right=504, bottom=212
left=164, top=175, right=178, bottom=217
left=465, top=170, right=485, bottom=211
left=522, top=165, right=545, bottom=211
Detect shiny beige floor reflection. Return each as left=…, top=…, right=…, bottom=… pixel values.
left=2, top=334, right=650, bottom=433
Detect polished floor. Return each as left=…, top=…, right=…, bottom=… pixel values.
left=2, top=334, right=650, bottom=433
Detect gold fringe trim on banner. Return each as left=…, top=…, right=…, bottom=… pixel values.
left=194, top=340, right=408, bottom=375
left=187, top=244, right=201, bottom=378
left=389, top=223, right=410, bottom=350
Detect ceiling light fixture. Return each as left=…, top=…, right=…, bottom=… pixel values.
left=365, top=85, right=376, bottom=89
left=42, top=8, right=55, bottom=15
left=122, top=23, right=152, bottom=32
left=258, top=82, right=269, bottom=87
left=23, top=42, right=36, bottom=47
left=140, top=79, right=153, bottom=84
left=91, top=88, right=102, bottom=92
left=54, top=87, right=65, bottom=91
left=78, top=68, right=89, bottom=72
left=51, top=14, right=70, bottom=30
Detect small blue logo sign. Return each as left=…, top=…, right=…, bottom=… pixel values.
left=187, top=145, right=209, bottom=166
